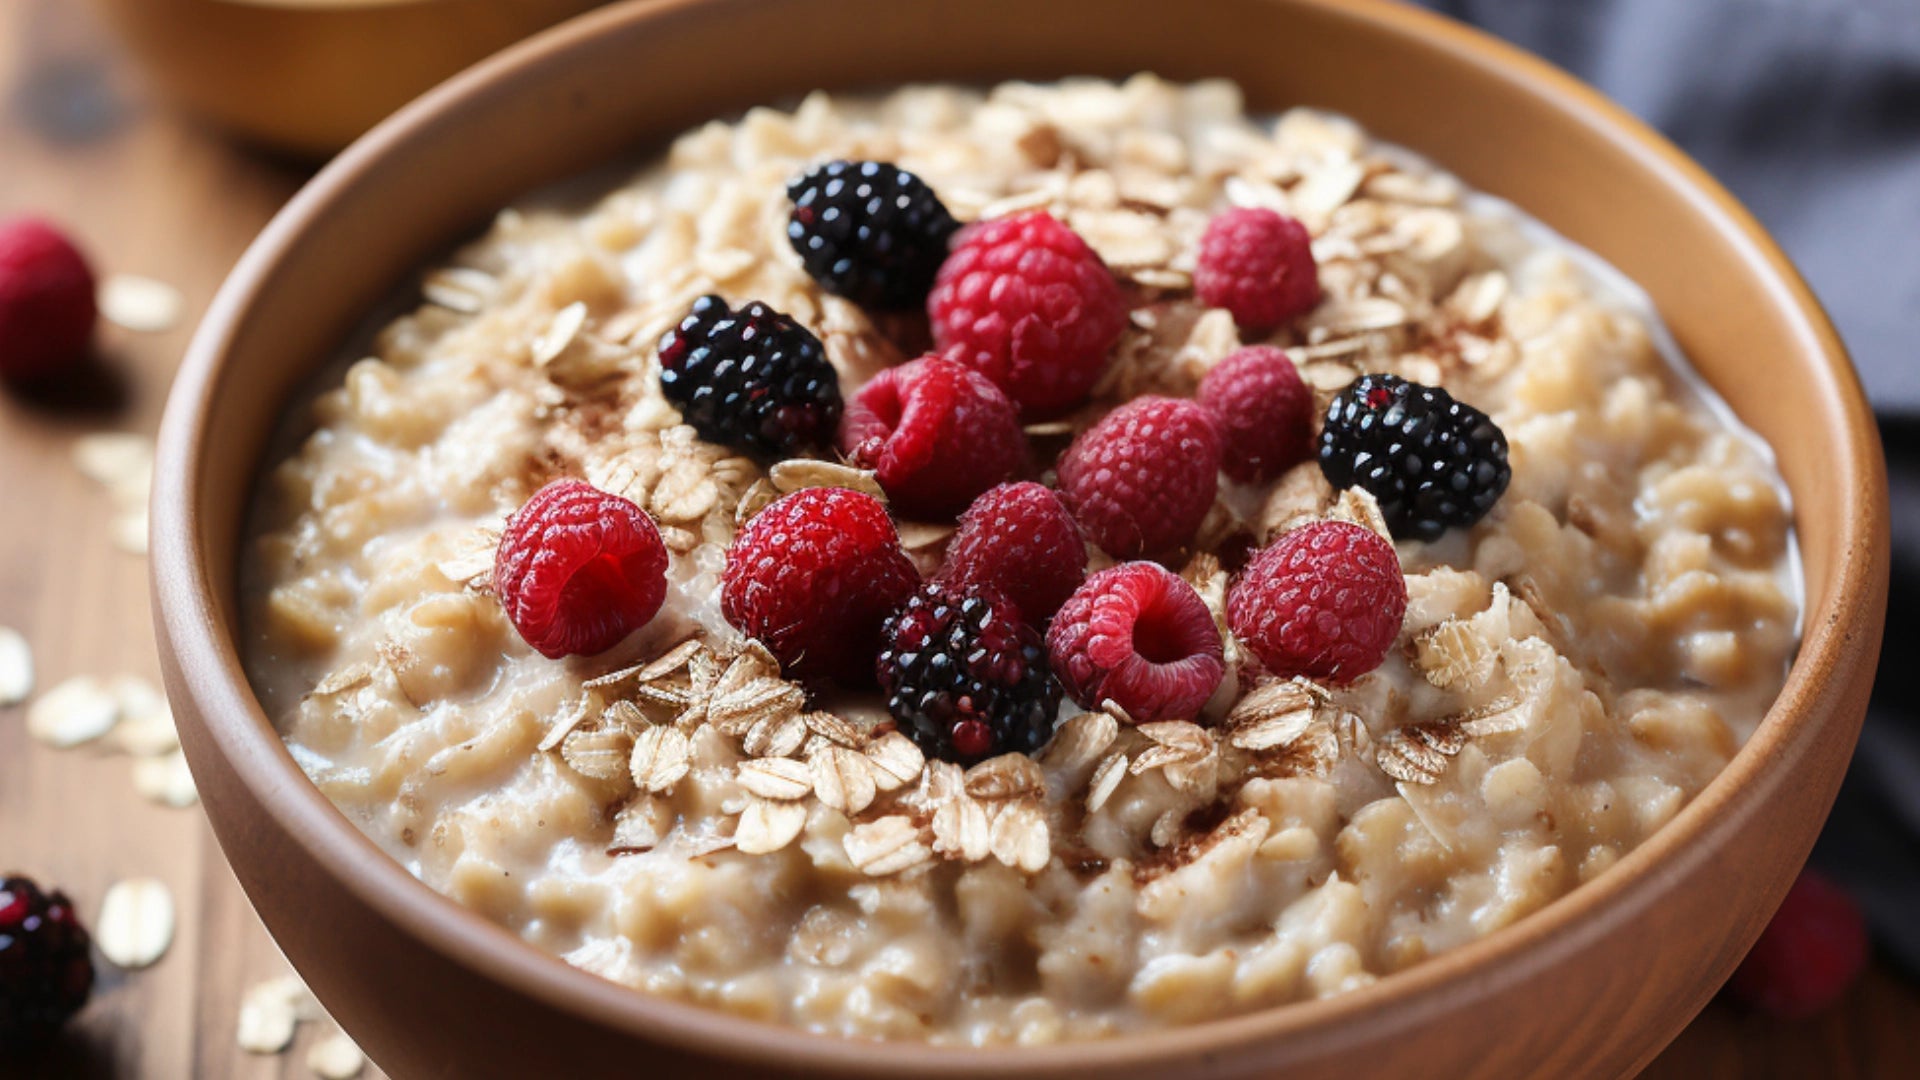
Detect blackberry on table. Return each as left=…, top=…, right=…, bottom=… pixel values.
left=1318, top=373, right=1510, bottom=541
left=787, top=160, right=958, bottom=309
left=877, top=583, right=1062, bottom=764
left=0, top=874, right=94, bottom=1046
left=656, top=294, right=842, bottom=459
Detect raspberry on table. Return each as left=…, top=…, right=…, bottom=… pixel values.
left=1197, top=345, right=1316, bottom=485
left=0, top=217, right=97, bottom=383
left=939, top=482, right=1087, bottom=626
left=656, top=294, right=842, bottom=459
left=927, top=210, right=1127, bottom=417
left=877, top=582, right=1062, bottom=763
left=1193, top=207, right=1320, bottom=334
left=494, top=479, right=670, bottom=660
left=838, top=355, right=1028, bottom=520
left=1228, top=520, right=1405, bottom=682
left=1055, top=395, right=1222, bottom=561
left=0, top=874, right=94, bottom=1046
left=1046, top=562, right=1225, bottom=724
left=1727, top=870, right=1869, bottom=1020
left=723, top=486, right=920, bottom=685
left=1318, top=372, right=1510, bottom=541
left=787, top=160, right=959, bottom=309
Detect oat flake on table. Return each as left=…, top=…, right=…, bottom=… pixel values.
left=95, top=877, right=175, bottom=969
left=0, top=626, right=33, bottom=705
left=26, top=675, right=121, bottom=747
left=98, top=273, right=185, bottom=333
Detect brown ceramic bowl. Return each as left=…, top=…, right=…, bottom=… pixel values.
left=89, top=0, right=602, bottom=157
left=151, top=0, right=1889, bottom=1076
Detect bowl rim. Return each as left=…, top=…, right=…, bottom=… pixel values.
left=153, top=0, right=1886, bottom=1072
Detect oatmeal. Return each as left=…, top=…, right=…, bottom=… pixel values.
left=242, top=76, right=1799, bottom=1044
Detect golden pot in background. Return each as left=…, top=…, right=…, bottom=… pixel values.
left=90, top=0, right=604, bottom=158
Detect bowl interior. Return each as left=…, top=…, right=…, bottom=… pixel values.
left=158, top=0, right=1885, bottom=1074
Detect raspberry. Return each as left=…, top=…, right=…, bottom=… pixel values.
left=1228, top=521, right=1404, bottom=682
left=1193, top=207, right=1320, bottom=334
left=838, top=356, right=1027, bottom=520
left=1318, top=373, right=1510, bottom=541
left=1727, top=870, right=1869, bottom=1020
left=928, top=210, right=1126, bottom=417
left=939, top=482, right=1087, bottom=625
left=1046, top=562, right=1224, bottom=724
left=0, top=218, right=96, bottom=382
left=494, top=479, right=670, bottom=659
left=787, top=160, right=958, bottom=309
left=877, top=582, right=1061, bottom=763
left=1055, top=396, right=1221, bottom=561
left=722, top=487, right=919, bottom=685
left=1197, top=345, right=1315, bottom=484
left=656, top=295, right=842, bottom=459
left=0, top=874, right=94, bottom=1046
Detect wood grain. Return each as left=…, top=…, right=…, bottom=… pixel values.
left=0, top=0, right=1910, bottom=1076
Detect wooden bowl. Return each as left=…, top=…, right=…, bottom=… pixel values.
left=88, top=0, right=602, bottom=158
left=150, top=0, right=1889, bottom=1075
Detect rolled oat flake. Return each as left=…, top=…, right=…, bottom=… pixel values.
left=96, top=877, right=175, bottom=969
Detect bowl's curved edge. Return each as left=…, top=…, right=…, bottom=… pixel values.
left=151, top=0, right=1890, bottom=1076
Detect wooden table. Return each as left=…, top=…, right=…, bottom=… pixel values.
left=1, top=1, right=1915, bottom=1076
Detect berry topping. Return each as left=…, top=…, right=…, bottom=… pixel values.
left=0, top=218, right=96, bottom=383
left=838, top=356, right=1027, bottom=519
left=1197, top=345, right=1315, bottom=485
left=1728, top=870, right=1869, bottom=1020
left=877, top=582, right=1061, bottom=764
left=494, top=479, right=670, bottom=659
left=0, top=874, right=94, bottom=1046
left=1046, top=562, right=1225, bottom=724
left=1317, top=372, right=1511, bottom=541
left=928, top=210, right=1126, bottom=417
left=1227, top=520, right=1406, bottom=683
left=1055, top=396, right=1222, bottom=561
left=656, top=294, right=842, bottom=459
left=1193, top=207, right=1320, bottom=334
left=722, top=486, right=919, bottom=685
left=787, top=160, right=959, bottom=309
left=940, top=482, right=1087, bottom=625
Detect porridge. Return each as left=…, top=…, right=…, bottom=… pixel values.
left=241, top=76, right=1799, bottom=1044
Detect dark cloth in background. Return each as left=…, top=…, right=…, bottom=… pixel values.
left=1411, top=0, right=1920, bottom=973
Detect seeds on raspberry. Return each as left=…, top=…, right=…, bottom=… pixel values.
left=656, top=294, right=842, bottom=459
left=494, top=479, right=670, bottom=659
left=787, top=160, right=959, bottom=309
left=0, top=217, right=97, bottom=383
left=1197, top=345, right=1314, bottom=484
left=1318, top=372, right=1510, bottom=541
left=1227, top=520, right=1405, bottom=683
left=928, top=210, right=1126, bottom=417
left=877, top=582, right=1062, bottom=763
left=1046, top=562, right=1224, bottom=724
left=939, top=482, right=1087, bottom=625
left=0, top=874, right=95, bottom=1045
left=723, top=486, right=919, bottom=685
left=1728, top=870, right=1869, bottom=1020
left=1055, top=396, right=1221, bottom=561
left=1193, top=207, right=1320, bottom=334
left=838, top=355, right=1028, bottom=520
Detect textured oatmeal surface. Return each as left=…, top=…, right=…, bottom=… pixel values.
left=242, top=77, right=1798, bottom=1044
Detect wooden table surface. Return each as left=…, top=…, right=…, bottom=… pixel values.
left=1, top=1, right=1916, bottom=1077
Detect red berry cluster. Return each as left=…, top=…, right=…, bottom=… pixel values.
left=497, top=178, right=1454, bottom=760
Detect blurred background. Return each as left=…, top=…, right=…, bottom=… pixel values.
left=1, top=0, right=1914, bottom=1076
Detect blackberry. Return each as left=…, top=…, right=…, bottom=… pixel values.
left=787, top=160, right=958, bottom=309
left=0, top=875, right=94, bottom=1047
left=1318, top=373, right=1510, bottom=541
left=657, top=295, right=842, bottom=459
left=877, top=582, right=1062, bottom=764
